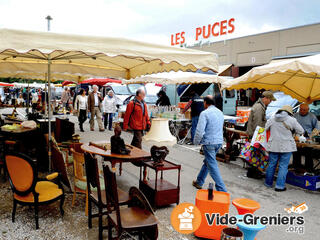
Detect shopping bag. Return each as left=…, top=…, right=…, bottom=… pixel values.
left=240, top=142, right=269, bottom=172
left=250, top=126, right=269, bottom=150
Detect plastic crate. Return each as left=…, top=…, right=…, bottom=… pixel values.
left=286, top=171, right=320, bottom=191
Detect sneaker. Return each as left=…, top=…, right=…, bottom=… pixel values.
left=186, top=141, right=194, bottom=145
left=192, top=181, right=202, bottom=189
left=275, top=187, right=287, bottom=192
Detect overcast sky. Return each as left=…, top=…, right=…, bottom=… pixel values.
left=0, top=0, right=319, bottom=46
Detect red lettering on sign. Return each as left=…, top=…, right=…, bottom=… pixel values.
left=170, top=18, right=235, bottom=45
left=180, top=31, right=185, bottom=44
left=203, top=24, right=211, bottom=39
left=220, top=20, right=227, bottom=35
left=212, top=22, right=220, bottom=37
left=228, top=18, right=235, bottom=33
left=171, top=34, right=175, bottom=46
left=175, top=33, right=180, bottom=45
left=195, top=27, right=202, bottom=41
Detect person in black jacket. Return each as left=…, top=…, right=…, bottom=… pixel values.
left=182, top=90, right=204, bottom=145
left=156, top=90, right=171, bottom=106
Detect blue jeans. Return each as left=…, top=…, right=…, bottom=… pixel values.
left=191, top=116, right=199, bottom=142
left=196, top=144, right=227, bottom=192
left=265, top=152, right=292, bottom=189
left=104, top=113, right=113, bottom=130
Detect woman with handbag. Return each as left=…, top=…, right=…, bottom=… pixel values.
left=74, top=88, right=88, bottom=132
left=264, top=105, right=304, bottom=192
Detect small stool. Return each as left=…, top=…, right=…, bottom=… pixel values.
left=232, top=198, right=260, bottom=215
left=236, top=215, right=266, bottom=240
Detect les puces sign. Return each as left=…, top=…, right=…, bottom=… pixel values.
left=171, top=18, right=235, bottom=46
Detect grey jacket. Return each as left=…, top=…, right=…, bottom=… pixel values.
left=247, top=98, right=266, bottom=137
left=265, top=111, right=304, bottom=153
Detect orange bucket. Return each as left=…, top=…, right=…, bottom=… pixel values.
left=194, top=190, right=230, bottom=239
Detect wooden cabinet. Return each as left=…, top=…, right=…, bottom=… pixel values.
left=139, top=160, right=181, bottom=209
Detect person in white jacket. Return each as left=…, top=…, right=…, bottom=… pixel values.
left=103, top=90, right=117, bottom=130
left=264, top=105, right=304, bottom=192
left=74, top=88, right=88, bottom=132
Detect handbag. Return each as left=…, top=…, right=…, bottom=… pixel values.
left=240, top=142, right=269, bottom=172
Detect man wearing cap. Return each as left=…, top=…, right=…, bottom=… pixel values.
left=246, top=91, right=276, bottom=138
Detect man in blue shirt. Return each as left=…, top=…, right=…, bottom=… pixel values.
left=293, top=103, right=319, bottom=171
left=192, top=95, right=227, bottom=192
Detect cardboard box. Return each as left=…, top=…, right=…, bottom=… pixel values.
left=184, top=110, right=191, bottom=120
left=286, top=171, right=320, bottom=191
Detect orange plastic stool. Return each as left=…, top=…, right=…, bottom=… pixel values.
left=195, top=190, right=230, bottom=239
left=232, top=198, right=260, bottom=215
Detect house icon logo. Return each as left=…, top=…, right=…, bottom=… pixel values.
left=171, top=202, right=202, bottom=234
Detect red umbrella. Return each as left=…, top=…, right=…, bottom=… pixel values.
left=81, top=78, right=122, bottom=86
left=62, top=80, right=77, bottom=87
left=0, top=82, right=14, bottom=87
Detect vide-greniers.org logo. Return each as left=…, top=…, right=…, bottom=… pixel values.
left=205, top=213, right=304, bottom=226
left=171, top=203, right=307, bottom=235
left=205, top=213, right=305, bottom=235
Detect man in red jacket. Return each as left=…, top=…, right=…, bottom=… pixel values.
left=123, top=89, right=151, bottom=149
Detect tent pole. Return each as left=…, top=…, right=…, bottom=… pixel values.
left=175, top=84, right=177, bottom=105
left=47, top=58, right=52, bottom=172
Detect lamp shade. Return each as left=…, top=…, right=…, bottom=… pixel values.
left=143, top=118, right=177, bottom=146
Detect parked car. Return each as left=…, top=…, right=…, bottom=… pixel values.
left=266, top=91, right=299, bottom=119
left=103, top=83, right=146, bottom=105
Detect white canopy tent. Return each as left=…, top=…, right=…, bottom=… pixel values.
left=124, top=71, right=227, bottom=85
left=0, top=28, right=219, bottom=170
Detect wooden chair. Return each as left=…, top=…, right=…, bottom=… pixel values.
left=0, top=139, right=15, bottom=180
left=51, top=144, right=72, bottom=190
left=70, top=142, right=84, bottom=154
left=103, top=165, right=158, bottom=240
left=70, top=147, right=89, bottom=215
left=44, top=133, right=74, bottom=168
left=84, top=153, right=129, bottom=240
left=4, top=152, right=65, bottom=229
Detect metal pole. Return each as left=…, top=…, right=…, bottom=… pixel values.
left=45, top=15, right=52, bottom=32
left=45, top=15, right=53, bottom=172
left=47, top=58, right=52, bottom=172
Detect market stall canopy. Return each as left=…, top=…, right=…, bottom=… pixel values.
left=0, top=28, right=219, bottom=81
left=218, top=64, right=233, bottom=76
left=0, top=82, right=14, bottom=87
left=125, top=71, right=226, bottom=85
left=80, top=78, right=122, bottom=86
left=62, top=80, right=77, bottom=87
left=223, top=54, right=320, bottom=103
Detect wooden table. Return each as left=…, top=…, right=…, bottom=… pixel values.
left=217, top=127, right=249, bottom=163
left=296, top=142, right=320, bottom=150
left=81, top=141, right=151, bottom=175
left=295, top=141, right=320, bottom=171
left=0, top=126, right=35, bottom=134
left=0, top=126, right=48, bottom=170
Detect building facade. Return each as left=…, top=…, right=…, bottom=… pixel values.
left=190, top=22, right=320, bottom=77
